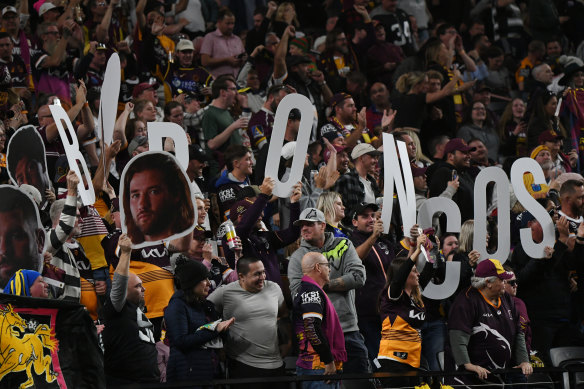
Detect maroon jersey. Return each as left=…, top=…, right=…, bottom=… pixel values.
left=1, top=56, right=28, bottom=89
left=166, top=63, right=212, bottom=98
left=447, top=287, right=519, bottom=370
left=247, top=108, right=274, bottom=153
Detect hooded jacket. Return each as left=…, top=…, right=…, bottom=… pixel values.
left=288, top=232, right=366, bottom=332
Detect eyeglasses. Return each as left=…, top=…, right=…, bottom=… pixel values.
left=507, top=280, right=517, bottom=287
left=317, top=262, right=330, bottom=267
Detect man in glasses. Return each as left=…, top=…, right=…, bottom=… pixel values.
left=201, top=74, right=249, bottom=178
left=288, top=208, right=370, bottom=375
left=293, top=251, right=346, bottom=384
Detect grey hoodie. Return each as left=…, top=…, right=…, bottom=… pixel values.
left=288, top=232, right=366, bottom=332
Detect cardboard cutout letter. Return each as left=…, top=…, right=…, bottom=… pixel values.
left=381, top=134, right=416, bottom=236
left=148, top=123, right=189, bottom=171
left=422, top=261, right=461, bottom=300
left=417, top=197, right=461, bottom=232
left=264, top=93, right=314, bottom=197
left=98, top=54, right=121, bottom=146
left=418, top=197, right=462, bottom=300
left=49, top=105, right=95, bottom=205
left=511, top=158, right=555, bottom=258
left=473, top=167, right=511, bottom=262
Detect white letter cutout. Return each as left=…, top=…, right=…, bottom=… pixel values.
left=473, top=167, right=511, bottom=263
left=148, top=123, right=190, bottom=171
left=381, top=134, right=416, bottom=237
left=418, top=197, right=462, bottom=300
left=264, top=93, right=314, bottom=197
left=98, top=53, right=121, bottom=146
left=511, top=158, right=555, bottom=258
left=49, top=105, right=95, bottom=205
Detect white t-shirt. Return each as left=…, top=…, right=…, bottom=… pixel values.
left=360, top=176, right=376, bottom=204
left=177, top=0, right=205, bottom=33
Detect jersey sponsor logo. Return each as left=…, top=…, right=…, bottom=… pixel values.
left=251, top=125, right=264, bottom=139
left=141, top=247, right=169, bottom=258
left=482, top=313, right=493, bottom=318
left=218, top=188, right=236, bottom=203
left=393, top=351, right=408, bottom=360
left=301, top=291, right=321, bottom=305
left=409, top=310, right=425, bottom=321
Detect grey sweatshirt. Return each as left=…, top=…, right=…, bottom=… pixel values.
left=288, top=232, right=366, bottom=332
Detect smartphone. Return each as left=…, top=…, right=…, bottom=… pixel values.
left=452, top=170, right=458, bottom=181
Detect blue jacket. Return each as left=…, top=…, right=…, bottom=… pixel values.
left=164, top=290, right=221, bottom=382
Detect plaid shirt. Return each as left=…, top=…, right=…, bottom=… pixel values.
left=334, top=169, right=381, bottom=223
left=184, top=105, right=210, bottom=151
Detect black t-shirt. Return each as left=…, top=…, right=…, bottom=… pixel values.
left=102, top=294, right=160, bottom=383
left=393, top=93, right=427, bottom=129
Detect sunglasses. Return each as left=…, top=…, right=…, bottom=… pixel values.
left=507, top=280, right=517, bottom=287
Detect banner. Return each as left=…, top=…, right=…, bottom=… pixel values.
left=0, top=294, right=105, bottom=388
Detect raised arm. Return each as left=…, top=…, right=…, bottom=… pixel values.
left=389, top=234, right=425, bottom=298
left=110, top=234, right=132, bottom=312
left=273, top=25, right=295, bottom=80
left=46, top=171, right=80, bottom=254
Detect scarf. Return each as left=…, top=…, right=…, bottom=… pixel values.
left=301, top=275, right=347, bottom=362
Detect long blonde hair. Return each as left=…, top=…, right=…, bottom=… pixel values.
left=458, top=220, right=474, bottom=253
left=317, top=191, right=342, bottom=225
left=395, top=72, right=426, bottom=94
left=406, top=129, right=432, bottom=164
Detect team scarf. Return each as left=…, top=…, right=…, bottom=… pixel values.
left=445, top=66, right=465, bottom=124
left=3, top=269, right=41, bottom=297
left=301, top=275, right=347, bottom=362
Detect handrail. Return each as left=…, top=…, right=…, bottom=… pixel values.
left=111, top=365, right=584, bottom=389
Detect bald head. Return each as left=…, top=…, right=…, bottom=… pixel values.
left=301, top=252, right=330, bottom=287
left=126, top=272, right=146, bottom=307
left=302, top=252, right=326, bottom=274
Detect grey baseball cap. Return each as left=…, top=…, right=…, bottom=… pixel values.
left=293, top=208, right=326, bottom=226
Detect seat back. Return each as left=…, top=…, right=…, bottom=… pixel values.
left=550, top=347, right=584, bottom=389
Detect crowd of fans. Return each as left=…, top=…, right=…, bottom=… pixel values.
left=3, top=0, right=584, bottom=387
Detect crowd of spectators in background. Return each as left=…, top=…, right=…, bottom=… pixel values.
left=3, top=0, right=584, bottom=387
